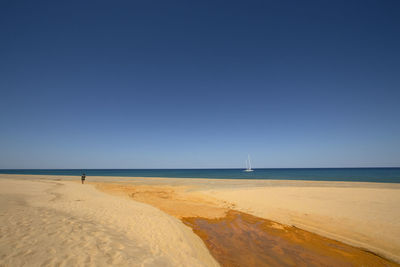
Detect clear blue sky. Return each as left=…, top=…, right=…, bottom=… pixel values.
left=1, top=0, right=399, bottom=168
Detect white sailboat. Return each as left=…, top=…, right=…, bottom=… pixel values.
left=244, top=154, right=254, bottom=172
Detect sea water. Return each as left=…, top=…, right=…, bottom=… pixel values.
left=0, top=168, right=399, bottom=183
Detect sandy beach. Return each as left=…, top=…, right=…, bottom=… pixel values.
left=1, top=174, right=399, bottom=266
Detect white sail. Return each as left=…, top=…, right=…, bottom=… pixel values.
left=248, top=155, right=252, bottom=170
left=244, top=154, right=254, bottom=172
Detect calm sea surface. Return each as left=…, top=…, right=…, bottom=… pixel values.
left=0, top=168, right=399, bottom=183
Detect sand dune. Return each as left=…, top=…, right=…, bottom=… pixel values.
left=0, top=178, right=219, bottom=267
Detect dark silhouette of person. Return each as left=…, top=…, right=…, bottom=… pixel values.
left=81, top=173, right=86, bottom=184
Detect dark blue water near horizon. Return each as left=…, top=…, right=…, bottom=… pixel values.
left=0, top=168, right=400, bottom=183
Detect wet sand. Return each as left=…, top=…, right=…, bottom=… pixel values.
left=183, top=211, right=397, bottom=267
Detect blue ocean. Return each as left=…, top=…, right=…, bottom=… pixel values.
left=0, top=168, right=399, bottom=183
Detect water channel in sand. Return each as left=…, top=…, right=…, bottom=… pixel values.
left=95, top=182, right=399, bottom=267
left=183, top=210, right=397, bottom=267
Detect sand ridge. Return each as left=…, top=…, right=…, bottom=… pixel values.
left=0, top=178, right=219, bottom=267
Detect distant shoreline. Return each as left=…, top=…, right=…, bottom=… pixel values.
left=1, top=168, right=400, bottom=183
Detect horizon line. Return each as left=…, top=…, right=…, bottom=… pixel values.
left=1, top=167, right=400, bottom=170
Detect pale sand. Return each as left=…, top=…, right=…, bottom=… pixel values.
left=0, top=177, right=219, bottom=267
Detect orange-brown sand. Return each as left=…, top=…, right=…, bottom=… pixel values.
left=184, top=211, right=397, bottom=267
left=95, top=182, right=399, bottom=267
left=94, top=183, right=230, bottom=218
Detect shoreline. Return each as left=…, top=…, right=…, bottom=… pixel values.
left=1, top=172, right=400, bottom=184
left=1, top=173, right=399, bottom=187
left=1, top=174, right=400, bottom=265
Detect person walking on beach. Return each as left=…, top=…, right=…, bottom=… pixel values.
left=81, top=173, right=86, bottom=184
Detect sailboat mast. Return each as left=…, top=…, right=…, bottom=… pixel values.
left=248, top=154, right=252, bottom=170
